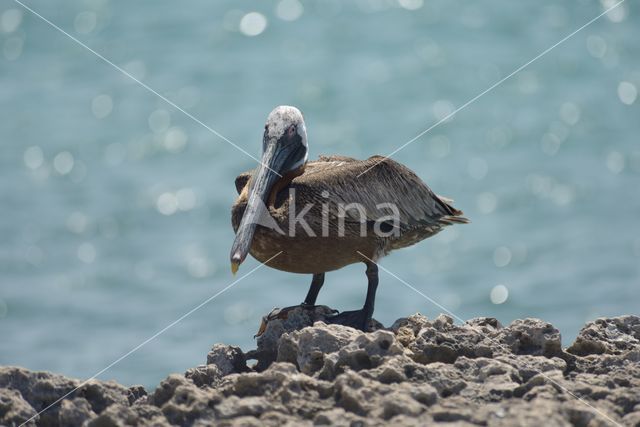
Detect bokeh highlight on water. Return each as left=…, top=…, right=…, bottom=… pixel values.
left=0, top=0, right=638, bottom=388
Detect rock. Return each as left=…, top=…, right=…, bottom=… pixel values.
left=215, top=396, right=277, bottom=419
left=0, top=366, right=77, bottom=426
left=149, top=374, right=192, bottom=407
left=86, top=403, right=138, bottom=427
left=207, top=344, right=248, bottom=376
left=313, top=407, right=366, bottom=426
left=1, top=312, right=638, bottom=426
left=622, top=411, right=640, bottom=426
left=317, top=328, right=404, bottom=380
left=277, top=322, right=402, bottom=379
left=159, top=384, right=216, bottom=425
left=75, top=380, right=131, bottom=414
left=249, top=305, right=345, bottom=371
left=407, top=315, right=494, bottom=364
left=185, top=364, right=223, bottom=388
left=58, top=398, right=96, bottom=427
left=496, top=354, right=567, bottom=382
left=498, top=318, right=563, bottom=358
left=126, top=385, right=147, bottom=404
left=277, top=322, right=358, bottom=375
left=567, top=316, right=640, bottom=356
left=380, top=390, right=425, bottom=420
left=0, top=367, right=130, bottom=426
left=390, top=313, right=430, bottom=347
left=0, top=388, right=38, bottom=427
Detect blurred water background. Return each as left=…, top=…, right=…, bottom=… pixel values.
left=0, top=0, right=638, bottom=388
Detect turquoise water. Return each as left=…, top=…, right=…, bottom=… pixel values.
left=1, top=0, right=639, bottom=388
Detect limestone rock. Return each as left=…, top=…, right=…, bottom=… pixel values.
left=1, top=311, right=638, bottom=426
left=0, top=388, right=38, bottom=427
left=498, top=318, right=563, bottom=358
left=206, top=344, right=247, bottom=376
left=249, top=305, right=343, bottom=371
left=567, top=316, right=640, bottom=356
left=58, top=398, right=96, bottom=427
left=185, top=364, right=223, bottom=388
left=0, top=367, right=130, bottom=426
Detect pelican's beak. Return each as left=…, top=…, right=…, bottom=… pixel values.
left=231, top=261, right=239, bottom=275
left=229, top=140, right=286, bottom=273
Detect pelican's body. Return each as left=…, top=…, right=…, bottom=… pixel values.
left=232, top=155, right=466, bottom=273
left=230, top=106, right=468, bottom=331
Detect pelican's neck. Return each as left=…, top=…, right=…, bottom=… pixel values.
left=268, top=162, right=306, bottom=207
left=287, top=143, right=308, bottom=172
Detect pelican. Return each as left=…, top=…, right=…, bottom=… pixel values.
left=231, top=106, right=468, bottom=331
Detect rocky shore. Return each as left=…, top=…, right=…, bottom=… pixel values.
left=1, top=309, right=639, bottom=426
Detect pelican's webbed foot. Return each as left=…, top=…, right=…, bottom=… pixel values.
left=326, top=309, right=371, bottom=332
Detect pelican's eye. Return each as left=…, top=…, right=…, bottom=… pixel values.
left=287, top=125, right=297, bottom=137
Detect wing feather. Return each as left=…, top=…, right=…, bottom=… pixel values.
left=234, top=171, right=252, bottom=195
left=293, top=156, right=468, bottom=229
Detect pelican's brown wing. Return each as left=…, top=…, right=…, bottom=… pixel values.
left=291, top=155, right=468, bottom=231
left=234, top=171, right=253, bottom=195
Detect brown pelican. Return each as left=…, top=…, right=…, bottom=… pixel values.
left=231, top=106, right=468, bottom=331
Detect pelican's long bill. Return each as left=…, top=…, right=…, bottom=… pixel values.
left=229, top=144, right=280, bottom=274
left=229, top=113, right=308, bottom=274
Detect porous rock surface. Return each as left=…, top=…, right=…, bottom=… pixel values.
left=1, top=310, right=639, bottom=426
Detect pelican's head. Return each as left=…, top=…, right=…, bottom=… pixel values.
left=263, top=105, right=308, bottom=170
left=230, top=106, right=308, bottom=274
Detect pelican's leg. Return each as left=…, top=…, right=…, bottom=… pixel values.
left=302, top=273, right=325, bottom=306
left=327, top=261, right=378, bottom=331
left=362, top=261, right=379, bottom=322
